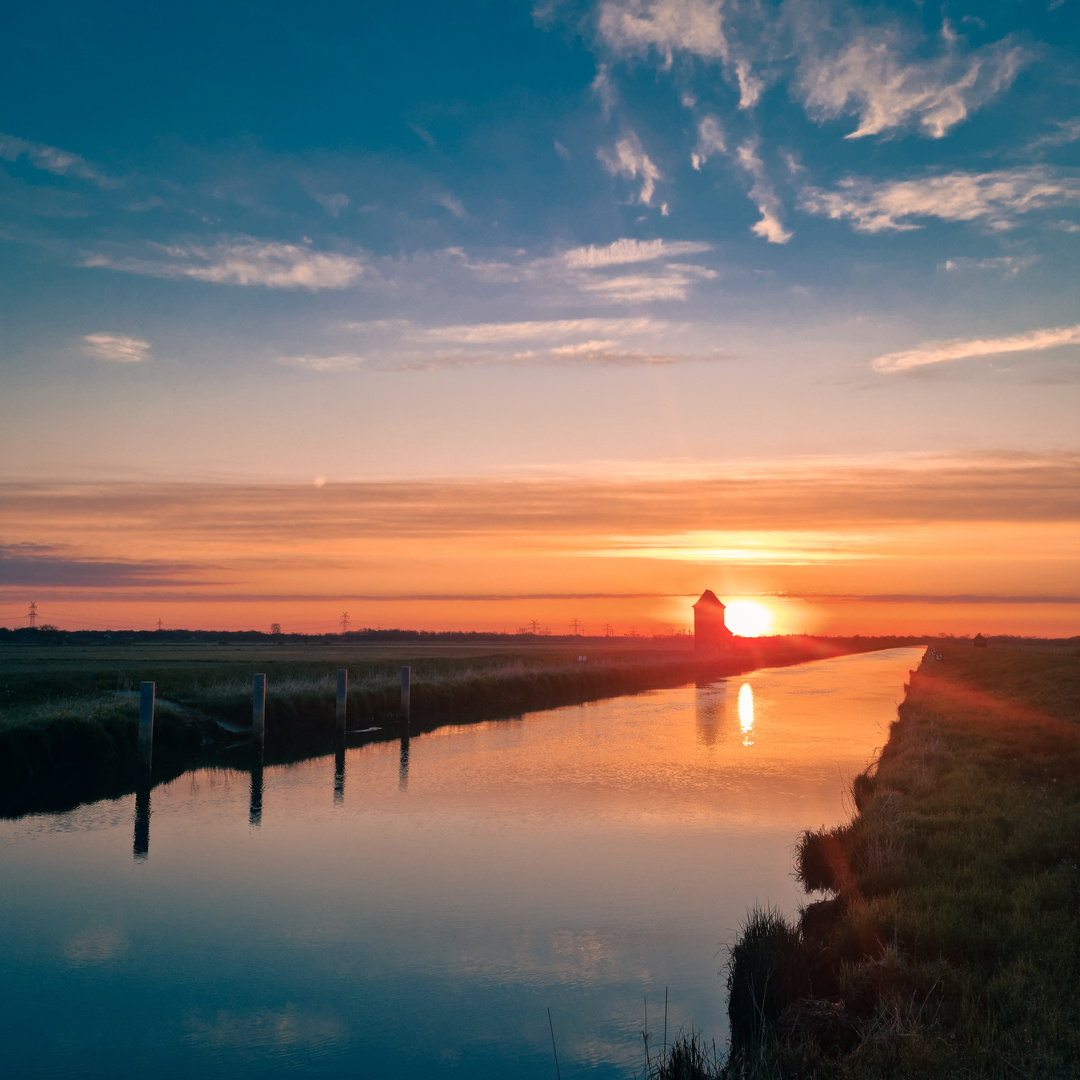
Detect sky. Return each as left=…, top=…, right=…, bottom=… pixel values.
left=1, top=0, right=1079, bottom=636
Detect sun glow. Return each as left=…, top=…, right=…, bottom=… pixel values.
left=725, top=600, right=775, bottom=637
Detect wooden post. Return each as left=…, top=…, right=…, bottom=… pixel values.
left=138, top=681, right=155, bottom=770
left=253, top=673, right=266, bottom=741
left=400, top=665, right=411, bottom=721
left=336, top=668, right=348, bottom=732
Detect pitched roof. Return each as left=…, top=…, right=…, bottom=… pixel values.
left=693, top=589, right=725, bottom=609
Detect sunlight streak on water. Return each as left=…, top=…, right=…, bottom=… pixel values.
left=738, top=682, right=755, bottom=745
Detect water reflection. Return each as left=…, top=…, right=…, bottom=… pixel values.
left=693, top=682, right=726, bottom=746
left=334, top=736, right=346, bottom=804
left=738, top=683, right=755, bottom=746
left=132, top=783, right=151, bottom=861
left=249, top=750, right=264, bottom=828
left=399, top=732, right=410, bottom=791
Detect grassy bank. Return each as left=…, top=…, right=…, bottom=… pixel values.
left=0, top=635, right=906, bottom=816
left=720, top=644, right=1080, bottom=1079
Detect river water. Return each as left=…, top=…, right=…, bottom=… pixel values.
left=0, top=647, right=921, bottom=1079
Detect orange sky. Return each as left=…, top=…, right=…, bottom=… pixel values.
left=3, top=451, right=1078, bottom=636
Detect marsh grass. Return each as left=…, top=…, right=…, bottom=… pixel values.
left=728, top=645, right=1080, bottom=1078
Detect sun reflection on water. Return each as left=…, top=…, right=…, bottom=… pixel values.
left=738, top=683, right=755, bottom=745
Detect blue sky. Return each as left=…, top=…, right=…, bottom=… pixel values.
left=3, top=0, right=1080, bottom=481
left=2, top=0, right=1080, bottom=632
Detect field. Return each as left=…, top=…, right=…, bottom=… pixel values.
left=718, top=643, right=1080, bottom=1080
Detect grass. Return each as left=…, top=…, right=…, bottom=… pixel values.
left=723, top=644, right=1080, bottom=1079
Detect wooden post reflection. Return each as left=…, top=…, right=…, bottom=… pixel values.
left=133, top=781, right=151, bottom=860
left=249, top=744, right=264, bottom=828
left=334, top=734, right=346, bottom=804
left=398, top=732, right=410, bottom=792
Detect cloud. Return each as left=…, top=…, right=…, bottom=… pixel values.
left=562, top=238, right=710, bottom=267
left=800, top=169, right=1080, bottom=233
left=280, top=355, right=364, bottom=372
left=597, top=0, right=728, bottom=64
left=383, top=346, right=693, bottom=370
left=579, top=267, right=714, bottom=301
left=433, top=191, right=466, bottom=219
left=313, top=192, right=350, bottom=216
left=0, top=542, right=202, bottom=587
left=411, top=318, right=667, bottom=344
left=872, top=323, right=1080, bottom=373
left=0, top=132, right=113, bottom=187
left=942, top=255, right=1037, bottom=275
left=82, top=333, right=151, bottom=362
left=84, top=238, right=366, bottom=289
left=1026, top=119, right=1080, bottom=152
left=333, top=315, right=711, bottom=368
left=434, top=236, right=716, bottom=305
left=591, top=65, right=618, bottom=120
left=690, top=116, right=726, bottom=170
left=796, top=27, right=1025, bottom=139
left=735, top=141, right=792, bottom=243
left=598, top=132, right=662, bottom=205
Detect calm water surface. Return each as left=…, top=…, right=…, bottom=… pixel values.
left=0, top=647, right=922, bottom=1079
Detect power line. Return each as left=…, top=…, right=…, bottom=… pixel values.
left=340, top=611, right=350, bottom=633
left=27, top=601, right=37, bottom=628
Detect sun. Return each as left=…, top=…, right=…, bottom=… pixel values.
left=725, top=600, right=774, bottom=637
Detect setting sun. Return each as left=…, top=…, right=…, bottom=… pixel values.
left=724, top=600, right=775, bottom=637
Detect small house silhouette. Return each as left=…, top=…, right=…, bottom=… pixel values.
left=973, top=633, right=987, bottom=648
left=693, top=590, right=734, bottom=652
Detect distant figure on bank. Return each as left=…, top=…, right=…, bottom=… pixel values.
left=694, top=590, right=735, bottom=653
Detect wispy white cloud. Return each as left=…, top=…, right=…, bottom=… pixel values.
left=410, top=318, right=667, bottom=344
left=733, top=57, right=764, bottom=109
left=795, top=24, right=1025, bottom=139
left=942, top=255, right=1037, bottom=275
left=873, top=323, right=1080, bottom=373
left=562, top=238, right=710, bottom=267
left=82, top=333, right=151, bottom=362
left=433, top=191, right=466, bottom=219
left=598, top=132, right=662, bottom=206
left=321, top=314, right=717, bottom=369
left=735, top=141, right=792, bottom=243
left=313, top=192, right=350, bottom=216
left=690, top=116, right=726, bottom=170
left=0, top=133, right=114, bottom=187
left=1026, top=119, right=1080, bottom=152
left=801, top=169, right=1080, bottom=233
left=426, top=236, right=716, bottom=305
left=597, top=0, right=728, bottom=65
left=382, top=346, right=704, bottom=371
left=592, top=65, right=618, bottom=120
left=579, top=267, right=713, bottom=301
left=280, top=354, right=364, bottom=372
left=84, top=238, right=366, bottom=289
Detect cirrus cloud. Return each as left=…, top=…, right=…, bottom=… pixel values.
left=872, top=323, right=1080, bottom=373
left=83, top=238, right=366, bottom=290
left=82, top=333, right=151, bottom=362
left=800, top=169, right=1080, bottom=233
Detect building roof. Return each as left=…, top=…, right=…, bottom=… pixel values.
left=693, top=589, right=726, bottom=609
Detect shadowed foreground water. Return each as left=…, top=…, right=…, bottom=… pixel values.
left=0, top=647, right=921, bottom=1079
